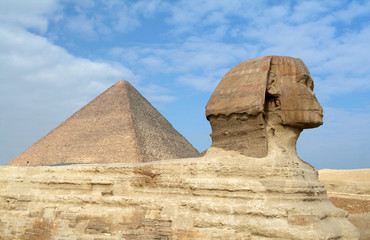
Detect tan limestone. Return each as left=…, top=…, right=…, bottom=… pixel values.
left=206, top=56, right=323, bottom=158
left=0, top=151, right=360, bottom=239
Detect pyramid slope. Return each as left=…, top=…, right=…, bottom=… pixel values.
left=125, top=83, right=199, bottom=162
left=8, top=81, right=199, bottom=166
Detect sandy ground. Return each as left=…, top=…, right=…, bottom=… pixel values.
left=318, top=168, right=370, bottom=240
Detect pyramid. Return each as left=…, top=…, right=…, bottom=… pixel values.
left=8, top=81, right=199, bottom=166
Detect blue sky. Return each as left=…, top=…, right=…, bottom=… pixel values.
left=0, top=0, right=369, bottom=169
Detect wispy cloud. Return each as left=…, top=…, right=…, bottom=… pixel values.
left=100, top=1, right=370, bottom=100
left=64, top=14, right=99, bottom=38
left=106, top=38, right=252, bottom=91
left=48, top=0, right=168, bottom=40
left=138, top=83, right=176, bottom=104
left=0, top=0, right=60, bottom=33
left=0, top=2, right=139, bottom=164
left=0, top=25, right=135, bottom=87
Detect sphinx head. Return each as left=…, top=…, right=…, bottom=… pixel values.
left=266, top=56, right=323, bottom=128
left=206, top=56, right=323, bottom=157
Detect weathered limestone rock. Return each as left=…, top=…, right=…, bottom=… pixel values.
left=8, top=81, right=199, bottom=166
left=319, top=169, right=370, bottom=240
left=0, top=56, right=360, bottom=239
left=206, top=56, right=271, bottom=158
left=206, top=56, right=323, bottom=157
left=0, top=152, right=360, bottom=239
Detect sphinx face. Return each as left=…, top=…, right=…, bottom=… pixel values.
left=268, top=57, right=323, bottom=129
left=206, top=56, right=323, bottom=158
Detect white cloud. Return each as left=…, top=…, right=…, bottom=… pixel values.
left=53, top=0, right=167, bottom=39
left=71, top=0, right=95, bottom=10
left=176, top=75, right=219, bottom=92
left=290, top=1, right=329, bottom=23
left=0, top=15, right=137, bottom=165
left=141, top=56, right=169, bottom=70
left=217, top=2, right=370, bottom=101
left=138, top=83, right=176, bottom=104
left=106, top=38, right=252, bottom=91
left=101, top=0, right=370, bottom=98
left=131, top=0, right=166, bottom=18
left=0, top=0, right=60, bottom=33
left=0, top=25, right=135, bottom=87
left=64, top=14, right=98, bottom=38
left=333, top=0, right=370, bottom=24
left=145, top=95, right=176, bottom=104
left=112, top=7, right=140, bottom=33
left=165, top=0, right=257, bottom=28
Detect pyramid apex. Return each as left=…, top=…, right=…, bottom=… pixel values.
left=114, top=80, right=131, bottom=86
left=8, top=80, right=199, bottom=166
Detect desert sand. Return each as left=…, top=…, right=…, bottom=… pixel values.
left=319, top=169, right=370, bottom=240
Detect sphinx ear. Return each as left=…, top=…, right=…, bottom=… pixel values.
left=267, top=72, right=279, bottom=96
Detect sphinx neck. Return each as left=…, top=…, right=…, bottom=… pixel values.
left=267, top=123, right=302, bottom=157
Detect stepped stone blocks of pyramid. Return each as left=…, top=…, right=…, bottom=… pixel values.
left=0, top=56, right=360, bottom=239
left=8, top=81, right=199, bottom=166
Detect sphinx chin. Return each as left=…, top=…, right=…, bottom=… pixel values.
left=285, top=112, right=324, bottom=129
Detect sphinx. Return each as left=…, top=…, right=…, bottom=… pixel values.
left=206, top=56, right=323, bottom=158
left=0, top=56, right=360, bottom=239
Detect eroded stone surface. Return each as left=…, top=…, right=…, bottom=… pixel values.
left=206, top=56, right=323, bottom=158
left=0, top=151, right=360, bottom=239
left=267, top=56, right=323, bottom=128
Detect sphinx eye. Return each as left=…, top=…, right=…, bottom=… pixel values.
left=299, top=75, right=314, bottom=90
left=298, top=75, right=309, bottom=85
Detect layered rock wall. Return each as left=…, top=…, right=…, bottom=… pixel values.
left=0, top=150, right=359, bottom=239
